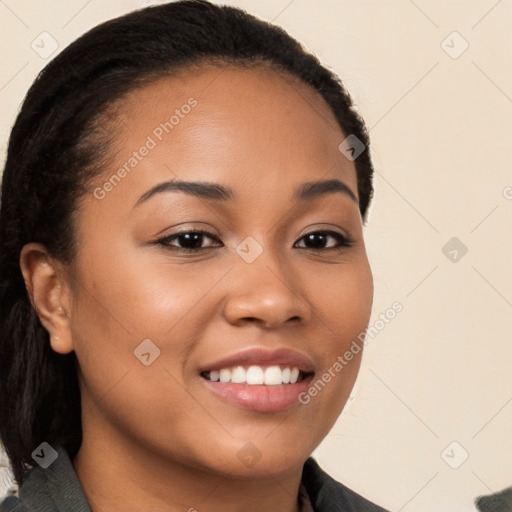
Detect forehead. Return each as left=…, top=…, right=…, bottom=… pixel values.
left=86, top=63, right=358, bottom=212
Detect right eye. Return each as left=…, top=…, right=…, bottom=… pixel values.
left=156, top=229, right=223, bottom=253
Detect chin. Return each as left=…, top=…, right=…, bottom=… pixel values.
left=213, top=438, right=314, bottom=479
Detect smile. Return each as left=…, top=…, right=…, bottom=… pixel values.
left=201, top=365, right=308, bottom=385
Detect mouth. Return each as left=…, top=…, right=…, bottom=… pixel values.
left=199, top=348, right=315, bottom=412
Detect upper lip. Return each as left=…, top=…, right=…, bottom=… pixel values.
left=199, top=347, right=315, bottom=374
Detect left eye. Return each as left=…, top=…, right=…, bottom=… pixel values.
left=156, top=229, right=353, bottom=253
left=295, top=230, right=354, bottom=250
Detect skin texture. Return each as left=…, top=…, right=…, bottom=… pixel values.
left=20, top=64, right=374, bottom=512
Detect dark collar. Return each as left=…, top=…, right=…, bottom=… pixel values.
left=302, top=457, right=390, bottom=511
left=1, top=445, right=90, bottom=512
left=475, top=486, right=512, bottom=512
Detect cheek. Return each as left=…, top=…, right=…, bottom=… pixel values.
left=68, top=254, right=221, bottom=461
left=68, top=246, right=224, bottom=412
left=299, top=258, right=373, bottom=418
left=71, top=245, right=223, bottom=343
left=312, top=256, right=374, bottom=346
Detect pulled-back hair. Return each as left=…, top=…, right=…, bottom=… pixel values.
left=0, top=0, right=374, bottom=486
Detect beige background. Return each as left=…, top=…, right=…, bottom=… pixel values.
left=1, top=1, right=511, bottom=511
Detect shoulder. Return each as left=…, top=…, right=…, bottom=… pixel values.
left=475, top=485, right=512, bottom=511
left=0, top=445, right=90, bottom=512
left=1, top=495, right=24, bottom=512
left=302, top=457, right=390, bottom=512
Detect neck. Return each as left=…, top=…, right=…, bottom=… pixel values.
left=73, top=427, right=305, bottom=512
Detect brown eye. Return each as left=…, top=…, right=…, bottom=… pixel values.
left=295, top=231, right=354, bottom=250
left=157, top=230, right=222, bottom=252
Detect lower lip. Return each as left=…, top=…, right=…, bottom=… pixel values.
left=200, top=375, right=314, bottom=412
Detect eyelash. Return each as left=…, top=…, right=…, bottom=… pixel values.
left=155, top=229, right=354, bottom=253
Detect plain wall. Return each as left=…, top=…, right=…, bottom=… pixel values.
left=1, top=1, right=511, bottom=511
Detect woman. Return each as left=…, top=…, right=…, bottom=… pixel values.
left=0, top=1, right=389, bottom=510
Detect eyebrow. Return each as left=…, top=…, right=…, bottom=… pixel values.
left=134, top=178, right=357, bottom=208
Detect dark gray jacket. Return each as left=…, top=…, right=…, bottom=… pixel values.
left=0, top=446, right=390, bottom=511
left=475, top=486, right=512, bottom=512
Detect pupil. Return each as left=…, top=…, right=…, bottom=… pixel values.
left=181, top=233, right=202, bottom=248
left=306, top=233, right=325, bottom=248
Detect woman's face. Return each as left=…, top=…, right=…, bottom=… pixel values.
left=63, top=64, right=373, bottom=477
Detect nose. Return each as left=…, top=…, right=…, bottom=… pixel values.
left=222, top=246, right=312, bottom=329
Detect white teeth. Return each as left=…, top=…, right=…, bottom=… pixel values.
left=219, top=369, right=231, bottom=383
left=246, top=365, right=264, bottom=385
left=204, top=365, right=305, bottom=385
left=231, top=366, right=246, bottom=383
left=264, top=366, right=283, bottom=385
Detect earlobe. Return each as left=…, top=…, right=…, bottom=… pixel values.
left=19, top=242, right=75, bottom=354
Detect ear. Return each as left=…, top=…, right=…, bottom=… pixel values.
left=19, top=242, right=74, bottom=354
